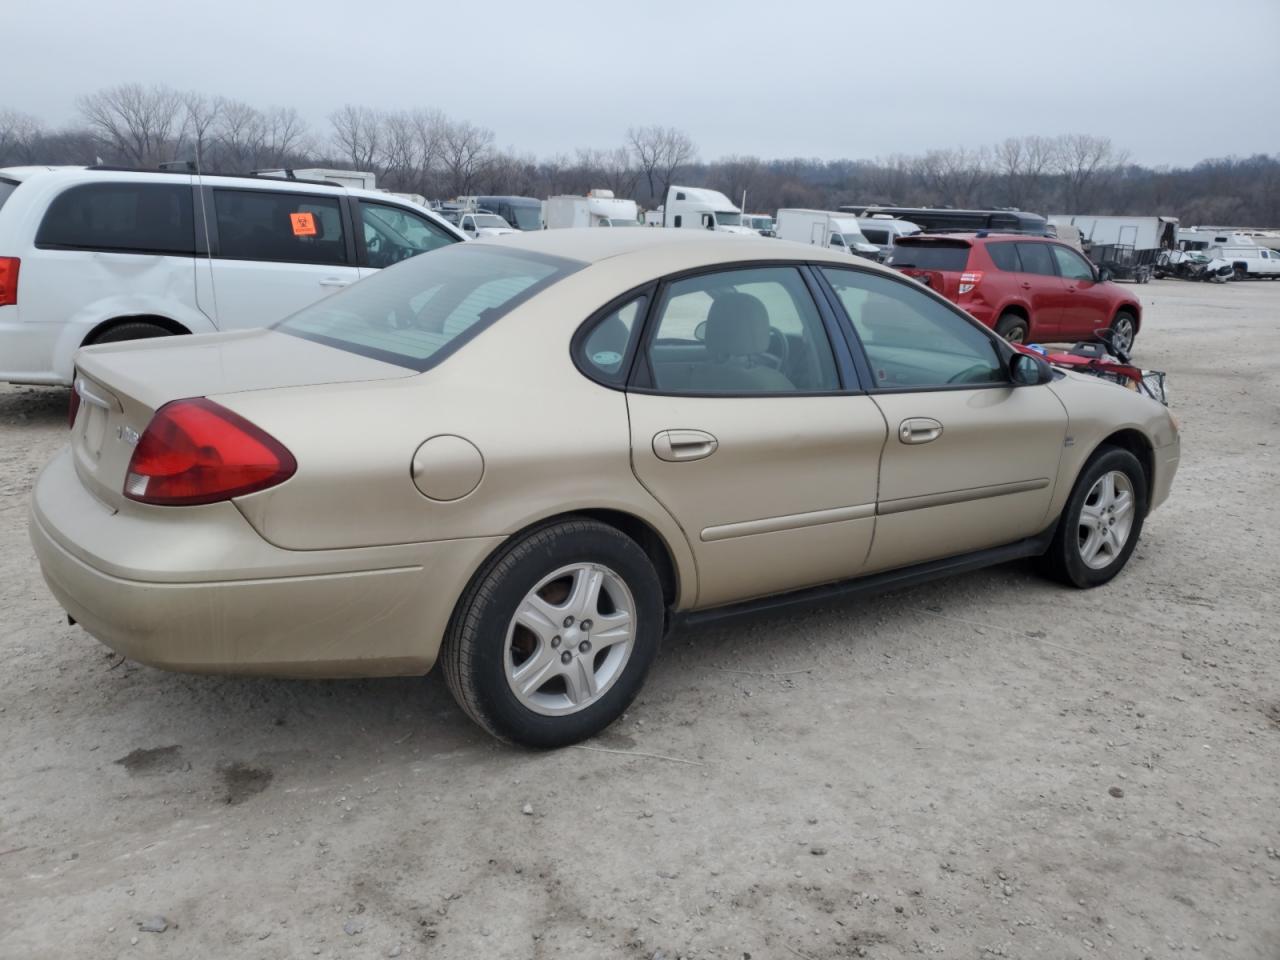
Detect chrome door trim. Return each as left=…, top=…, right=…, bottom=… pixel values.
left=701, top=502, right=875, bottom=542
left=877, top=477, right=1050, bottom=516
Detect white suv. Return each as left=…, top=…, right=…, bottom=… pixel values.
left=0, top=166, right=464, bottom=385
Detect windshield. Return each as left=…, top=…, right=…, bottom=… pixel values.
left=714, top=211, right=741, bottom=226
left=842, top=233, right=870, bottom=248
left=276, top=245, right=581, bottom=371
left=473, top=214, right=510, bottom=229
left=0, top=178, right=18, bottom=212
left=503, top=203, right=543, bottom=231
left=607, top=218, right=638, bottom=227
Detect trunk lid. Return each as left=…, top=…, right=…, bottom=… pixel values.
left=887, top=237, right=973, bottom=300
left=69, top=329, right=413, bottom=510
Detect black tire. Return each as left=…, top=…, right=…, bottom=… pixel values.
left=1233, top=265, right=1247, bottom=281
left=1037, top=446, right=1148, bottom=589
left=89, top=321, right=175, bottom=345
left=1109, top=310, right=1137, bottom=354
left=995, top=312, right=1029, bottom=344
left=441, top=518, right=664, bottom=748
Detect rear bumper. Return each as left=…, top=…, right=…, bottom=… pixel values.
left=29, top=449, right=503, bottom=677
left=0, top=311, right=67, bottom=384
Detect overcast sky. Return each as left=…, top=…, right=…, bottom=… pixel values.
left=8, top=0, right=1279, bottom=167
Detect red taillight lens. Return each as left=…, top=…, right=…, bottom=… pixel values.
left=124, top=398, right=296, bottom=506
left=958, top=271, right=984, bottom=295
left=68, top=383, right=81, bottom=428
left=0, top=257, right=19, bottom=307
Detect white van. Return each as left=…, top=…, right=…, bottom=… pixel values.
left=775, top=209, right=880, bottom=260
left=662, top=186, right=756, bottom=234
left=0, top=166, right=464, bottom=385
left=854, top=217, right=920, bottom=258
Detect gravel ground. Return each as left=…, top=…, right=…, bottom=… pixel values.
left=1, top=279, right=1278, bottom=960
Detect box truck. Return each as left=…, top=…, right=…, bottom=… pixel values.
left=544, top=189, right=639, bottom=228
left=776, top=209, right=880, bottom=259
left=1048, top=215, right=1179, bottom=251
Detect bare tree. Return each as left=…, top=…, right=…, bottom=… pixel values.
left=916, top=147, right=991, bottom=207
left=1054, top=134, right=1127, bottom=212
left=329, top=105, right=382, bottom=171
left=628, top=125, right=697, bottom=203
left=181, top=92, right=221, bottom=167
left=994, top=135, right=1059, bottom=209
left=79, top=83, right=185, bottom=166
left=0, top=109, right=42, bottom=165
left=440, top=119, right=494, bottom=196
left=260, top=107, right=309, bottom=167
left=712, top=155, right=763, bottom=211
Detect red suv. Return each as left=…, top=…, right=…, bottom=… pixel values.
left=887, top=233, right=1142, bottom=351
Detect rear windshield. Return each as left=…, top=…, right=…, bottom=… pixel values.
left=887, top=242, right=970, bottom=271
left=0, top=178, right=18, bottom=212
left=276, top=244, right=582, bottom=372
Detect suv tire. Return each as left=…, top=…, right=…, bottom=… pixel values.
left=89, top=321, right=175, bottom=346
left=995, top=313, right=1028, bottom=344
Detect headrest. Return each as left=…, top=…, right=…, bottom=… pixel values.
left=705, top=293, right=770, bottom=357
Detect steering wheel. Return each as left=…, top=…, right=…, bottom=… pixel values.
left=756, top=327, right=789, bottom=370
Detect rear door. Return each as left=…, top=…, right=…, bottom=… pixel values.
left=1012, top=241, right=1067, bottom=340
left=818, top=265, right=1067, bottom=573
left=1050, top=243, right=1114, bottom=339
left=201, top=186, right=360, bottom=329
left=623, top=264, right=886, bottom=609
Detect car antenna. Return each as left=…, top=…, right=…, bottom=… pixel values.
left=193, top=142, right=219, bottom=320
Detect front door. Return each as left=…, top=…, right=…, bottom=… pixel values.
left=818, top=265, right=1068, bottom=573
left=1050, top=243, right=1115, bottom=340
left=201, top=187, right=360, bottom=330
left=1012, top=241, right=1068, bottom=341
left=625, top=265, right=886, bottom=609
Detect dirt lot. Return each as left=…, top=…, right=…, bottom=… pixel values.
left=1, top=279, right=1278, bottom=960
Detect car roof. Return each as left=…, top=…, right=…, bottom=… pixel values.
left=482, top=227, right=902, bottom=274
left=897, top=232, right=1051, bottom=244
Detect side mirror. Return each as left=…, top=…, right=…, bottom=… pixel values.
left=1010, top=351, right=1053, bottom=386
left=1098, top=267, right=1113, bottom=282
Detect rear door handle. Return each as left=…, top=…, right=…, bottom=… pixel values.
left=653, top=429, right=719, bottom=462
left=898, top=418, right=943, bottom=445
left=319, top=277, right=352, bottom=288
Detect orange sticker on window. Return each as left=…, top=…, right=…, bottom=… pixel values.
left=290, top=212, right=317, bottom=237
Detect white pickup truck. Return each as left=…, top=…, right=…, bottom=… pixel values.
left=1214, top=245, right=1280, bottom=280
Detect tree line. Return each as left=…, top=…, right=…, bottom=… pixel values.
left=2, top=83, right=1277, bottom=226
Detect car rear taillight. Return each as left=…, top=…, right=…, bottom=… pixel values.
left=0, top=257, right=18, bottom=307
left=958, top=271, right=984, bottom=295
left=124, top=398, right=296, bottom=506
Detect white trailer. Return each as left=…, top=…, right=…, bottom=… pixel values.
left=544, top=189, right=639, bottom=229
left=775, top=209, right=880, bottom=260
left=662, top=186, right=755, bottom=234
left=1047, top=214, right=1179, bottom=250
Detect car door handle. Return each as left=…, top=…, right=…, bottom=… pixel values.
left=653, top=429, right=718, bottom=462
left=898, top=418, right=943, bottom=445
left=319, top=277, right=352, bottom=288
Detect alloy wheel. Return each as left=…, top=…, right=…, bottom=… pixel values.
left=1077, top=470, right=1135, bottom=570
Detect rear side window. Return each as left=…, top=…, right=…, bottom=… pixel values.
left=0, top=178, right=19, bottom=212
left=1015, top=242, right=1057, bottom=276
left=887, top=242, right=970, bottom=271
left=276, top=245, right=580, bottom=372
left=986, top=242, right=1021, bottom=272
left=577, top=295, right=647, bottom=385
left=36, top=182, right=195, bottom=255
left=214, top=189, right=347, bottom=265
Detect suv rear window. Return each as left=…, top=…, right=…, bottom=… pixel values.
left=887, top=242, right=970, bottom=271
left=277, top=244, right=581, bottom=372
left=35, top=182, right=196, bottom=255
left=0, top=178, right=18, bottom=213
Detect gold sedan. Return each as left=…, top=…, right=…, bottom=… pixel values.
left=30, top=230, right=1180, bottom=746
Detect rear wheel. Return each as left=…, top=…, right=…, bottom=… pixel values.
left=441, top=518, right=664, bottom=748
left=1037, top=447, right=1147, bottom=588
left=1233, top=265, right=1247, bottom=281
left=88, top=321, right=175, bottom=345
left=995, top=313, right=1028, bottom=344
left=1109, top=310, right=1137, bottom=354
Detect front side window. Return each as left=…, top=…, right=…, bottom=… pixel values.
left=360, top=202, right=456, bottom=268
left=1051, top=244, right=1094, bottom=281
left=36, top=182, right=195, bottom=255
left=1014, top=242, right=1057, bottom=277
left=578, top=296, right=647, bottom=384
left=277, top=245, right=580, bottom=371
left=822, top=267, right=1005, bottom=389
left=645, top=267, right=839, bottom=394
left=214, top=189, right=346, bottom=265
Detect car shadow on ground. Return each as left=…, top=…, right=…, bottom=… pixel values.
left=0, top=384, right=70, bottom=427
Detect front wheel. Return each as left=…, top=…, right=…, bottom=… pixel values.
left=1109, top=310, right=1137, bottom=354
left=441, top=519, right=664, bottom=748
left=1037, top=447, right=1148, bottom=588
